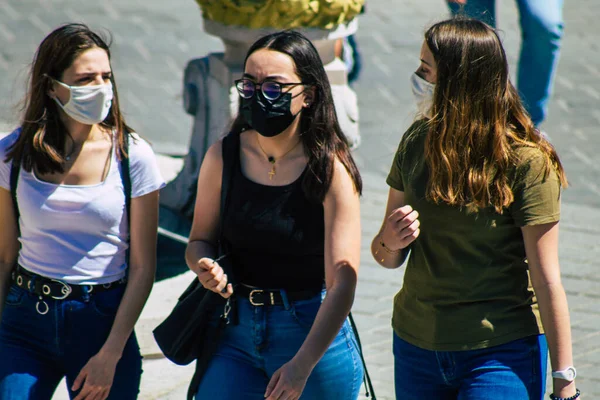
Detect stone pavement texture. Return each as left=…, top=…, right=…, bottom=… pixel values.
left=0, top=0, right=599, bottom=399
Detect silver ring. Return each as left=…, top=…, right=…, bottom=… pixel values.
left=42, top=285, right=51, bottom=295
left=36, top=300, right=49, bottom=315
left=16, top=276, right=23, bottom=286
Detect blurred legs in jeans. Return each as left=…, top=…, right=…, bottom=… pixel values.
left=448, top=0, right=564, bottom=126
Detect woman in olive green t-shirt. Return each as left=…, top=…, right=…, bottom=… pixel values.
left=371, top=19, right=579, bottom=400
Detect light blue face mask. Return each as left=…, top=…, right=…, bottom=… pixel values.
left=53, top=80, right=114, bottom=125
left=410, top=72, right=435, bottom=119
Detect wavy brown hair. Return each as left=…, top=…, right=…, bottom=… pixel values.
left=423, top=18, right=567, bottom=213
left=5, top=23, right=132, bottom=174
left=230, top=30, right=362, bottom=202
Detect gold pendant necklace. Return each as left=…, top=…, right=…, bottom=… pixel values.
left=267, top=156, right=276, bottom=180
left=256, top=135, right=301, bottom=181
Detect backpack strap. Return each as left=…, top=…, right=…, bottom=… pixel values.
left=9, top=136, right=131, bottom=260
left=10, top=158, right=21, bottom=248
left=119, top=134, right=132, bottom=276
left=10, top=158, right=21, bottom=238
left=9, top=146, right=131, bottom=233
left=121, top=135, right=132, bottom=232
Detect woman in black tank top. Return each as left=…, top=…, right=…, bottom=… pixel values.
left=186, top=31, right=364, bottom=400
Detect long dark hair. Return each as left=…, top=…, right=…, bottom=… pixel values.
left=423, top=18, right=567, bottom=213
left=5, top=23, right=132, bottom=174
left=230, top=30, right=362, bottom=202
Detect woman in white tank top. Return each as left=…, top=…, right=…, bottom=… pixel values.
left=0, top=23, right=164, bottom=400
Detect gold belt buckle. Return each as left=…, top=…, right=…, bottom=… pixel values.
left=248, top=289, right=264, bottom=306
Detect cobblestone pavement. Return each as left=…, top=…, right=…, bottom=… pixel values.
left=1, top=0, right=599, bottom=399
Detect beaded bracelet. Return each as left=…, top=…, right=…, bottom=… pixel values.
left=549, top=388, right=581, bottom=400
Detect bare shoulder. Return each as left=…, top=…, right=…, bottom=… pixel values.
left=203, top=138, right=224, bottom=171
left=326, top=158, right=359, bottom=201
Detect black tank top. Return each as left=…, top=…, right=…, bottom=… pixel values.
left=222, top=154, right=325, bottom=292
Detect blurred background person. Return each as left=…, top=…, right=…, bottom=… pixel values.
left=447, top=0, right=564, bottom=129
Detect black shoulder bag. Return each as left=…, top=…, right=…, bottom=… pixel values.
left=152, top=133, right=240, bottom=399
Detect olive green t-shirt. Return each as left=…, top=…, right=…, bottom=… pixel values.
left=386, top=120, right=561, bottom=351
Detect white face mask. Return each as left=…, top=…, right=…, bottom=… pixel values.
left=53, top=80, right=113, bottom=125
left=410, top=72, right=435, bottom=119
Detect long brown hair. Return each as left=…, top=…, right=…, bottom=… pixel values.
left=5, top=23, right=132, bottom=174
left=423, top=18, right=567, bottom=213
left=230, top=31, right=362, bottom=202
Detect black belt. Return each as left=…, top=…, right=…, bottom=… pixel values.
left=236, top=284, right=320, bottom=307
left=12, top=265, right=126, bottom=301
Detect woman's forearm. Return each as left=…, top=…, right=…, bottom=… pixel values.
left=101, top=264, right=155, bottom=357
left=185, top=240, right=217, bottom=274
left=293, top=266, right=356, bottom=371
left=536, top=282, right=576, bottom=396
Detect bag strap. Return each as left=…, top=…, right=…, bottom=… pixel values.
left=216, top=132, right=239, bottom=279
left=218, top=133, right=238, bottom=241
left=349, top=312, right=377, bottom=399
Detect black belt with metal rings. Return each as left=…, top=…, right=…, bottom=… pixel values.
left=12, top=265, right=127, bottom=301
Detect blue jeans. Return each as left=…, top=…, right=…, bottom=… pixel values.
left=448, top=0, right=564, bottom=125
left=0, top=283, right=142, bottom=400
left=393, top=333, right=548, bottom=399
left=196, top=291, right=364, bottom=399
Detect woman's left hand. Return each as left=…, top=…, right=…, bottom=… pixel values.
left=265, top=358, right=312, bottom=400
left=72, top=350, right=120, bottom=400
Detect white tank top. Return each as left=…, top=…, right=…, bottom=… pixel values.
left=0, top=130, right=165, bottom=284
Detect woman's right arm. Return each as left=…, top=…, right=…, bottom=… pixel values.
left=370, top=188, right=420, bottom=269
left=0, top=188, right=19, bottom=320
left=185, top=140, right=232, bottom=297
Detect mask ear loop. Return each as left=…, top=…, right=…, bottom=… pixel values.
left=43, top=74, right=71, bottom=105
left=290, top=89, right=308, bottom=119
left=43, top=74, right=65, bottom=87
left=292, top=84, right=314, bottom=111
left=280, top=83, right=312, bottom=101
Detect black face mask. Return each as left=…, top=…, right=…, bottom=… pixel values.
left=240, top=91, right=301, bottom=138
